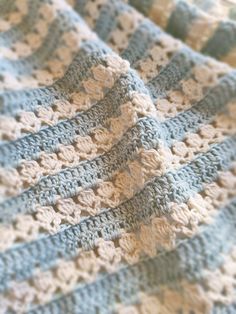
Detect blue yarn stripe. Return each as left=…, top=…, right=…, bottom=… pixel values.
left=212, top=302, right=236, bottom=314
left=146, top=47, right=204, bottom=98
left=0, top=70, right=149, bottom=167
left=201, top=21, right=236, bottom=60
left=0, top=40, right=112, bottom=116
left=128, top=0, right=153, bottom=16
left=0, top=0, right=15, bottom=16
left=28, top=198, right=236, bottom=314
left=1, top=69, right=235, bottom=168
left=163, top=71, right=236, bottom=144
left=166, top=0, right=198, bottom=41
left=0, top=123, right=234, bottom=224
left=0, top=10, right=84, bottom=75
left=93, top=0, right=128, bottom=41
left=121, top=20, right=161, bottom=65
left=0, top=1, right=41, bottom=47
left=0, top=137, right=235, bottom=291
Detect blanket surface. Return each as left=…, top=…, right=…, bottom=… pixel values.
left=0, top=0, right=236, bottom=313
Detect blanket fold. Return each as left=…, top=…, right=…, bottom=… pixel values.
left=0, top=0, right=235, bottom=313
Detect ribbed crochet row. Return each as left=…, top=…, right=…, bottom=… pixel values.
left=0, top=0, right=235, bottom=313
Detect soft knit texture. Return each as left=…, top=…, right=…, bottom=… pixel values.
left=0, top=0, right=236, bottom=313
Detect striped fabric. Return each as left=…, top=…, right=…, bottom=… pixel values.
left=0, top=0, right=235, bottom=313
left=129, top=0, right=236, bottom=67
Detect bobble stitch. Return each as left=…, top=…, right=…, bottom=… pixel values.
left=92, top=64, right=115, bottom=88
left=19, top=160, right=43, bottom=186
left=55, top=260, right=78, bottom=292
left=119, top=233, right=140, bottom=264
left=96, top=181, right=120, bottom=207
left=96, top=239, right=122, bottom=272
left=77, top=189, right=100, bottom=216
left=75, top=251, right=100, bottom=282
left=0, top=116, right=21, bottom=140
left=39, top=152, right=62, bottom=174
left=56, top=198, right=81, bottom=224
left=19, top=112, right=41, bottom=133
left=36, top=206, right=61, bottom=233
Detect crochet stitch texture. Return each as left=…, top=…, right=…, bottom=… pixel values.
left=0, top=0, right=236, bottom=313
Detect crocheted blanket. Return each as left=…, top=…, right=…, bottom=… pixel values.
left=0, top=0, right=236, bottom=313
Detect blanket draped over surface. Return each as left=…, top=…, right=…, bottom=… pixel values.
left=0, top=0, right=236, bottom=313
